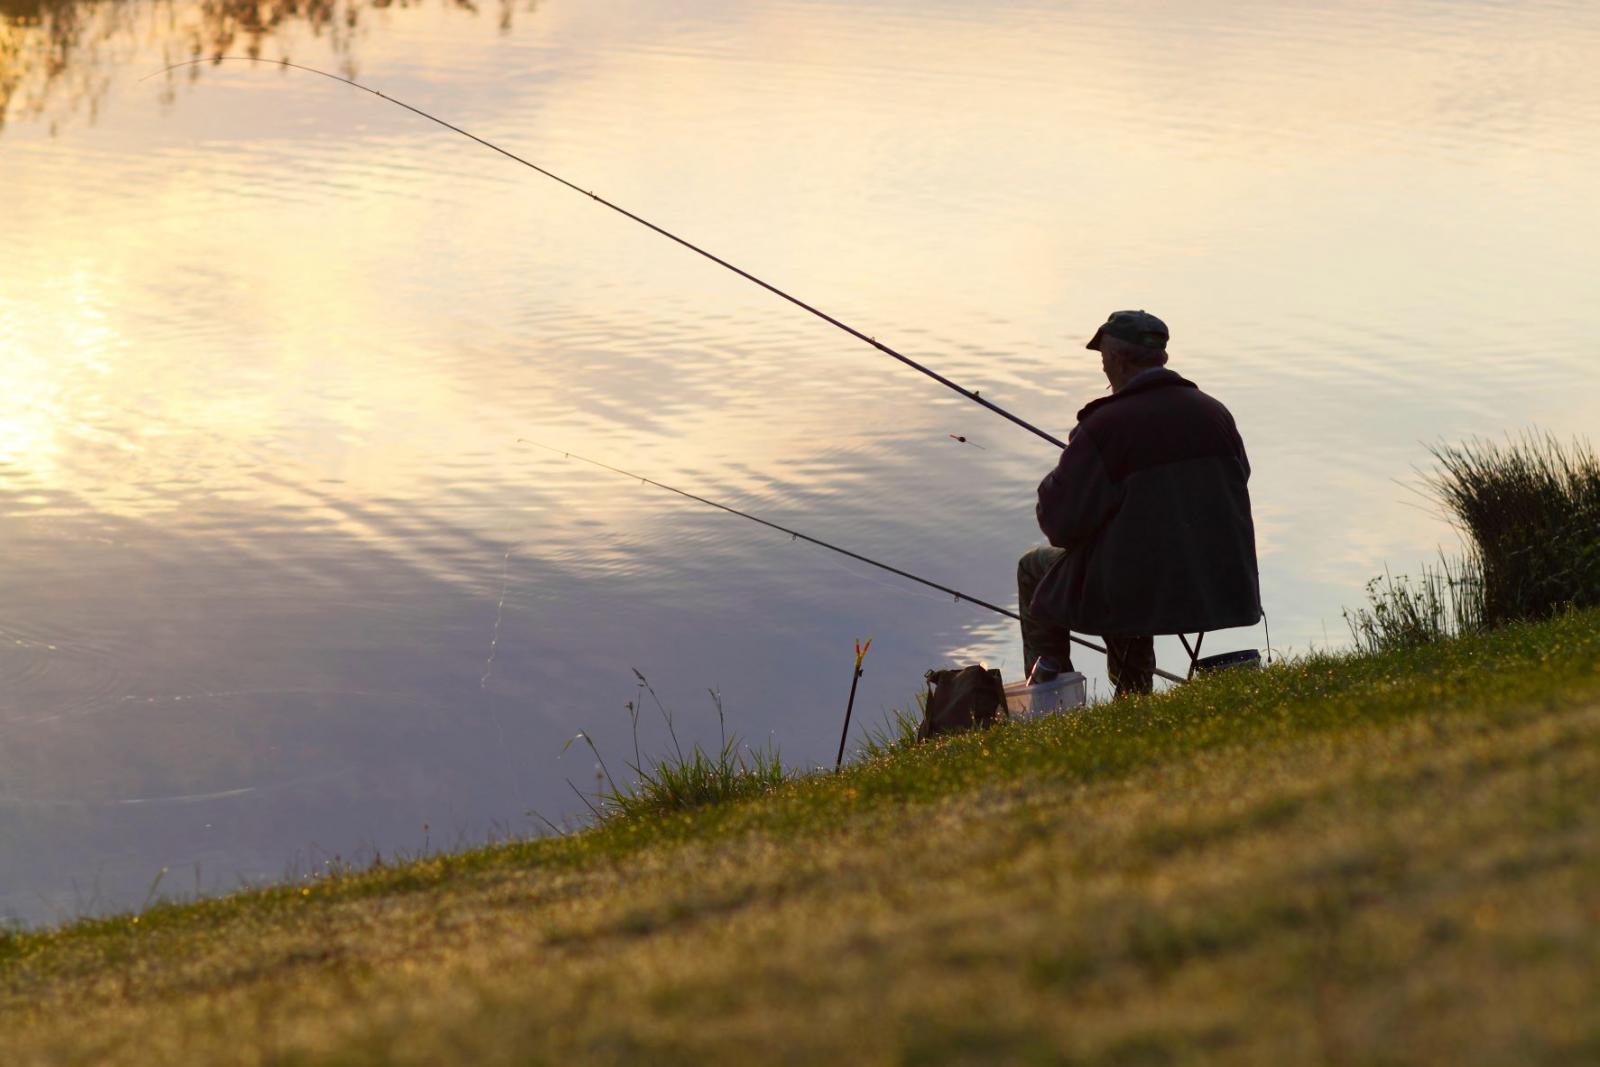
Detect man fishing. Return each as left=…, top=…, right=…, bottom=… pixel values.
left=1018, top=310, right=1260, bottom=698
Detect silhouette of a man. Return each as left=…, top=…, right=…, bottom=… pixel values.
left=1018, top=310, right=1260, bottom=697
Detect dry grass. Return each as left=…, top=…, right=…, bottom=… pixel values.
left=3, top=614, right=1599, bottom=1065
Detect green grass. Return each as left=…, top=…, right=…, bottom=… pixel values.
left=593, top=734, right=791, bottom=822
left=1344, top=557, right=1483, bottom=654
left=566, top=673, right=794, bottom=822
left=4, top=610, right=1600, bottom=1065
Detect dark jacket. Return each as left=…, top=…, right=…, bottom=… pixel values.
left=1032, top=368, right=1260, bottom=636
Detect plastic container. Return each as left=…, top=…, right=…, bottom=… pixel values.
left=1002, top=671, right=1088, bottom=719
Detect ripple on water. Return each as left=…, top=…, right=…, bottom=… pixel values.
left=0, top=620, right=133, bottom=733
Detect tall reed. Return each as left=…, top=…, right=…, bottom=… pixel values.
left=1427, top=434, right=1600, bottom=627
left=1346, top=434, right=1599, bottom=651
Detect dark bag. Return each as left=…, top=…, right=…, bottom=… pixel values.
left=917, top=665, right=1008, bottom=741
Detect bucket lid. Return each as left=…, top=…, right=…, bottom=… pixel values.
left=1194, top=649, right=1261, bottom=673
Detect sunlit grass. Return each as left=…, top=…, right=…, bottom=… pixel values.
left=564, top=671, right=794, bottom=823
left=855, top=702, right=923, bottom=761
left=598, top=735, right=790, bottom=821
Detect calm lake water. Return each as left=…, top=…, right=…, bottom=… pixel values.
left=3, top=0, right=1598, bottom=923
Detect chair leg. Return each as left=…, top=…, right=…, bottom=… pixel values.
left=1178, top=632, right=1206, bottom=680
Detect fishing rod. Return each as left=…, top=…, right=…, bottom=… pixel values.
left=521, top=439, right=1186, bottom=685
left=144, top=57, right=1068, bottom=451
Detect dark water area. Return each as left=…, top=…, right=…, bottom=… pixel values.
left=3, top=0, right=1599, bottom=924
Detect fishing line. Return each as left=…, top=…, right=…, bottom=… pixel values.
left=521, top=439, right=1187, bottom=684
left=477, top=546, right=527, bottom=805
left=143, top=56, right=1068, bottom=451
left=521, top=439, right=1020, bottom=618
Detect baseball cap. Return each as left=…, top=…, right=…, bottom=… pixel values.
left=1085, top=309, right=1169, bottom=351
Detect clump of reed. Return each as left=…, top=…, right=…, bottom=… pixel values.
left=1346, top=433, right=1599, bottom=652
left=599, top=736, right=789, bottom=823
left=567, top=672, right=791, bottom=824
left=1427, top=434, right=1600, bottom=627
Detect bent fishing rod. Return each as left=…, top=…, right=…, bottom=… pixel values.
left=144, top=57, right=1067, bottom=452
left=521, top=440, right=1186, bottom=685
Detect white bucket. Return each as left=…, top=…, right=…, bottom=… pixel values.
left=1002, top=671, right=1088, bottom=719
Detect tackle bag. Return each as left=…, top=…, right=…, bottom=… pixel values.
left=917, top=665, right=1008, bottom=741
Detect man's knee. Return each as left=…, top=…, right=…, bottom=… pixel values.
left=1017, top=544, right=1062, bottom=586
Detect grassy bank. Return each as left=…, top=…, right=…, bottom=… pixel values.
left=4, top=612, right=1600, bottom=1065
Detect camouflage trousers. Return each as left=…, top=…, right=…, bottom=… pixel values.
left=1017, top=545, right=1156, bottom=698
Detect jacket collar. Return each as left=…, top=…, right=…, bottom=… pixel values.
left=1075, top=367, right=1196, bottom=423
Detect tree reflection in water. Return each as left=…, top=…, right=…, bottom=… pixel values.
left=0, top=0, right=528, bottom=135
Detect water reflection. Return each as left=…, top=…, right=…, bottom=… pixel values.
left=0, top=0, right=530, bottom=134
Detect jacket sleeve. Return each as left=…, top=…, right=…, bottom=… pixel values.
left=1227, top=412, right=1251, bottom=481
left=1035, top=429, right=1118, bottom=551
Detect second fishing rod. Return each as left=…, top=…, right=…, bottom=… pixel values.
left=522, top=440, right=1188, bottom=686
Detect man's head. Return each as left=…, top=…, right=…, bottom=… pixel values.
left=1085, top=309, right=1169, bottom=392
